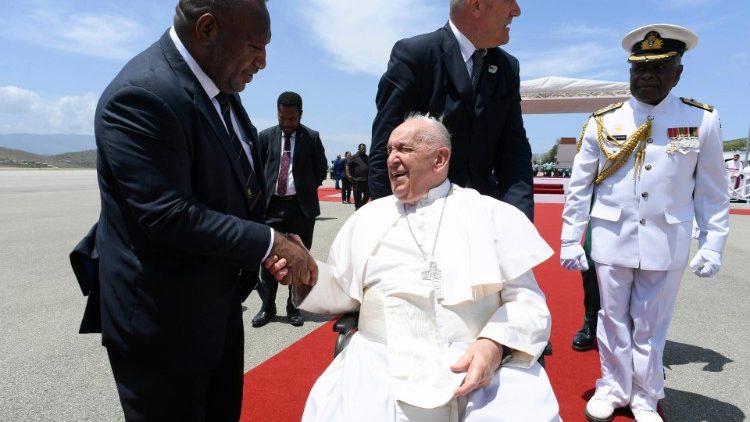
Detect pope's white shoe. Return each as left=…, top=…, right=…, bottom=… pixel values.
left=633, top=409, right=663, bottom=422
left=585, top=398, right=614, bottom=422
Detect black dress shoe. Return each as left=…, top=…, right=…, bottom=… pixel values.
left=251, top=307, right=276, bottom=328
left=572, top=322, right=596, bottom=351
left=287, top=309, right=303, bottom=327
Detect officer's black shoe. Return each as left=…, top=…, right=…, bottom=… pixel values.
left=572, top=322, right=596, bottom=351
left=251, top=305, right=277, bottom=328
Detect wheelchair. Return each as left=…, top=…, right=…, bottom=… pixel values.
left=332, top=312, right=553, bottom=367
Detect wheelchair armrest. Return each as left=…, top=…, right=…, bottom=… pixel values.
left=333, top=312, right=359, bottom=334
left=333, top=312, right=359, bottom=357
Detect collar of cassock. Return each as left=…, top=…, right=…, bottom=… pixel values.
left=400, top=179, right=451, bottom=210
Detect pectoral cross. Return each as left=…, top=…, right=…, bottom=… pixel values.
left=421, top=260, right=441, bottom=281
left=422, top=261, right=443, bottom=302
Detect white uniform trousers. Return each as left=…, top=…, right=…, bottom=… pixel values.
left=593, top=264, right=682, bottom=412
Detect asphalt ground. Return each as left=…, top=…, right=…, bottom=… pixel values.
left=0, top=169, right=747, bottom=421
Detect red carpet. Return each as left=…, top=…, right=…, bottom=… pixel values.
left=241, top=203, right=657, bottom=421
left=240, top=321, right=338, bottom=421
left=317, top=187, right=343, bottom=202
left=533, top=183, right=565, bottom=195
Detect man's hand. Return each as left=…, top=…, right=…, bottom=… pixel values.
left=269, top=231, right=318, bottom=286
left=689, top=248, right=721, bottom=278
left=560, top=240, right=589, bottom=271
left=450, top=338, right=504, bottom=397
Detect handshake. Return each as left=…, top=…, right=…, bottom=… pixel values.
left=263, top=231, right=318, bottom=287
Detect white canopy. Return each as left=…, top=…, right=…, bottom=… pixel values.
left=520, top=76, right=631, bottom=114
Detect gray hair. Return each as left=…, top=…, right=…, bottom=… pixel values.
left=449, top=0, right=466, bottom=17
left=403, top=112, right=452, bottom=150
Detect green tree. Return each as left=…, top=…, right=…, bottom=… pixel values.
left=543, top=144, right=558, bottom=163
left=724, top=138, right=748, bottom=151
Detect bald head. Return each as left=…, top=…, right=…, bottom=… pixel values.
left=449, top=0, right=521, bottom=49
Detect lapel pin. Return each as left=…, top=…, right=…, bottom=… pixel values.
left=488, top=65, right=497, bottom=74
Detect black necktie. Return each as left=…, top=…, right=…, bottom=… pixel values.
left=471, top=49, right=487, bottom=93
left=215, top=93, right=263, bottom=214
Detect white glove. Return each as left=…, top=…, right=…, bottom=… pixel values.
left=689, top=248, right=722, bottom=278
left=560, top=240, right=589, bottom=271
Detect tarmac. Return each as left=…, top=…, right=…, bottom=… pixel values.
left=0, top=168, right=747, bottom=421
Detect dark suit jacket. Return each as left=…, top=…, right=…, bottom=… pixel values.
left=82, top=31, right=271, bottom=372
left=370, top=23, right=534, bottom=220
left=258, top=124, right=327, bottom=219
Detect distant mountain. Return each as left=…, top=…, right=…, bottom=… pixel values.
left=0, top=146, right=96, bottom=168
left=0, top=133, right=95, bottom=155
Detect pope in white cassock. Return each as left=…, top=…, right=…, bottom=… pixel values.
left=266, top=114, right=561, bottom=421
left=560, top=24, right=729, bottom=422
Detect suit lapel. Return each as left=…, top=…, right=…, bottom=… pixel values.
left=160, top=32, right=249, bottom=190
left=440, top=25, right=474, bottom=116
left=292, top=127, right=303, bottom=165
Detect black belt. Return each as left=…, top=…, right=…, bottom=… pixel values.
left=273, top=195, right=296, bottom=201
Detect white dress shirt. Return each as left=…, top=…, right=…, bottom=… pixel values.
left=449, top=20, right=480, bottom=78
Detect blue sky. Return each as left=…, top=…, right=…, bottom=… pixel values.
left=1, top=0, right=748, bottom=160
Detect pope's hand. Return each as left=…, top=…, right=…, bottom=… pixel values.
left=560, top=241, right=589, bottom=271
left=451, top=338, right=503, bottom=397
left=689, top=248, right=721, bottom=278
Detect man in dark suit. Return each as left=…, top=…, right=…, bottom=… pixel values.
left=81, top=1, right=316, bottom=420
left=370, top=0, right=533, bottom=221
left=252, top=91, right=328, bottom=328
left=348, top=143, right=370, bottom=210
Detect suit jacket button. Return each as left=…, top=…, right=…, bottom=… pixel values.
left=645, top=164, right=652, bottom=170
left=640, top=218, right=646, bottom=225
left=646, top=138, right=654, bottom=143
left=641, top=192, right=649, bottom=198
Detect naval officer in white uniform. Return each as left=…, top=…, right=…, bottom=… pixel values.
left=559, top=24, right=729, bottom=422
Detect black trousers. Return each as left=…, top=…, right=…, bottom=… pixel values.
left=107, top=303, right=244, bottom=422
left=582, top=264, right=600, bottom=320
left=352, top=180, right=369, bottom=210
left=341, top=177, right=352, bottom=203
left=257, top=196, right=315, bottom=312
left=582, top=224, right=600, bottom=322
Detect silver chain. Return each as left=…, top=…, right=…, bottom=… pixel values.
left=402, top=185, right=452, bottom=262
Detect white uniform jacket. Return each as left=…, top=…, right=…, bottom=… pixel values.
left=562, top=94, right=729, bottom=270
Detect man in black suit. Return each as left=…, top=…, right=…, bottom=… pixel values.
left=252, top=91, right=327, bottom=327
left=81, top=1, right=316, bottom=420
left=370, top=0, right=534, bottom=221
left=348, top=143, right=370, bottom=210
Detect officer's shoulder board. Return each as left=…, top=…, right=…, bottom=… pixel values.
left=680, top=97, right=714, bottom=112
left=592, top=102, right=624, bottom=117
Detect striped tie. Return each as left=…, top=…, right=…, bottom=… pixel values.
left=215, top=93, right=262, bottom=214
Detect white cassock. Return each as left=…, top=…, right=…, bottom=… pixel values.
left=562, top=94, right=729, bottom=412
left=296, top=180, right=561, bottom=422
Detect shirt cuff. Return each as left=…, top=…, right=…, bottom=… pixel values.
left=262, top=228, right=274, bottom=261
